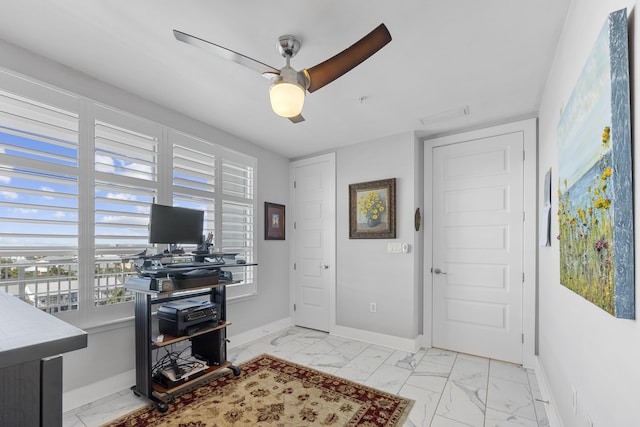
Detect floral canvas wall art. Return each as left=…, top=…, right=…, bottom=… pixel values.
left=557, top=8, right=634, bottom=319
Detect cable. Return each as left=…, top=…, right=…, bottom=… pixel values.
left=152, top=345, right=205, bottom=380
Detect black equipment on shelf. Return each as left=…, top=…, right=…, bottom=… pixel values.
left=158, top=300, right=219, bottom=337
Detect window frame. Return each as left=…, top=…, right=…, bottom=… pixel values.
left=0, top=69, right=259, bottom=328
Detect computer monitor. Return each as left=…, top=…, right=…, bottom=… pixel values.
left=148, top=203, right=204, bottom=245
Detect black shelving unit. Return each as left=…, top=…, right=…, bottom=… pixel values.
left=129, top=280, right=240, bottom=412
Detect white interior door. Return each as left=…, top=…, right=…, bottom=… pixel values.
left=432, top=132, right=524, bottom=364
left=291, top=154, right=335, bottom=332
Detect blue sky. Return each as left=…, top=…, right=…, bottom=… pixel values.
left=0, top=132, right=78, bottom=247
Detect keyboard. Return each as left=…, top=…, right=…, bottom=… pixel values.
left=165, top=262, right=222, bottom=269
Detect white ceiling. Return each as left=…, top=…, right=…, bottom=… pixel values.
left=0, top=1, right=571, bottom=159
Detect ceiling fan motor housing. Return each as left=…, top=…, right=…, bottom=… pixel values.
left=277, top=35, right=300, bottom=58
left=273, top=65, right=309, bottom=89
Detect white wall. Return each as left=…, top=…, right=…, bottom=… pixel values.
left=537, top=1, right=640, bottom=425
left=0, top=38, right=291, bottom=405
left=335, top=131, right=422, bottom=341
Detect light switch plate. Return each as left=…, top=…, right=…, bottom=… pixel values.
left=387, top=243, right=403, bottom=253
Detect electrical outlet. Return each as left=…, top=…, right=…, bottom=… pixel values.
left=370, top=302, right=377, bottom=313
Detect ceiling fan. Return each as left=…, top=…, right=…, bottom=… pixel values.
left=173, top=24, right=392, bottom=123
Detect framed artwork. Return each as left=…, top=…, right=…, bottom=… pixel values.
left=349, top=178, right=396, bottom=239
left=557, top=8, right=634, bottom=318
left=265, top=202, right=285, bottom=240
left=539, top=168, right=552, bottom=247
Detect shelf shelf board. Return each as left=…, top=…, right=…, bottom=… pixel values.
left=151, top=362, right=232, bottom=396
left=154, top=280, right=241, bottom=297
left=152, top=322, right=231, bottom=347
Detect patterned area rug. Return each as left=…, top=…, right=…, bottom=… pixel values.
left=103, top=354, right=413, bottom=426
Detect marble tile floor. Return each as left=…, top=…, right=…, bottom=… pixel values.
left=63, top=326, right=549, bottom=427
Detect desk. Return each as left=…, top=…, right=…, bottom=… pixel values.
left=129, top=282, right=239, bottom=412
left=0, top=291, right=87, bottom=427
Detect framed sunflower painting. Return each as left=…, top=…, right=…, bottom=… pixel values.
left=349, top=178, right=396, bottom=239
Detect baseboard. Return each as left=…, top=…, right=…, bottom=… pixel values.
left=63, top=369, right=135, bottom=413
left=534, top=357, right=564, bottom=427
left=331, top=325, right=423, bottom=353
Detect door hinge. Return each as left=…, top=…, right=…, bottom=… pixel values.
left=523, top=211, right=525, bottom=222
left=293, top=181, right=297, bottom=189
left=522, top=272, right=525, bottom=283
left=293, top=263, right=296, bottom=270
left=523, top=150, right=526, bottom=161
left=294, top=221, right=297, bottom=230
left=294, top=304, right=296, bottom=311
left=522, top=334, right=525, bottom=344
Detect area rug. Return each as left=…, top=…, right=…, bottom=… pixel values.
left=102, top=353, right=414, bottom=427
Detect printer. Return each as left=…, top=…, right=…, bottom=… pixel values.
left=157, top=299, right=219, bottom=337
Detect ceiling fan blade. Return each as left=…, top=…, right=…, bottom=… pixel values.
left=173, top=29, right=281, bottom=75
left=288, top=114, right=305, bottom=124
left=305, top=23, right=391, bottom=93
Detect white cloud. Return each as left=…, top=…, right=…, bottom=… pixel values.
left=40, top=186, right=55, bottom=200
left=122, top=161, right=154, bottom=180
left=96, top=155, right=154, bottom=180
left=95, top=154, right=116, bottom=173
left=16, top=208, right=37, bottom=214
left=101, top=215, right=147, bottom=225
left=53, top=211, right=66, bottom=218
left=0, top=191, right=18, bottom=200
left=0, top=147, right=11, bottom=183
left=106, top=193, right=137, bottom=201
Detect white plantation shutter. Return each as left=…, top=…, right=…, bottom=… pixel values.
left=171, top=132, right=216, bottom=249
left=221, top=151, right=256, bottom=298
left=0, top=78, right=81, bottom=312
left=0, top=88, right=79, bottom=252
left=93, top=106, right=162, bottom=308
left=171, top=135, right=257, bottom=299
left=94, top=105, right=161, bottom=253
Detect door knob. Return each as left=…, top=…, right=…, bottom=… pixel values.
left=321, top=265, right=330, bottom=269
left=432, top=267, right=447, bottom=275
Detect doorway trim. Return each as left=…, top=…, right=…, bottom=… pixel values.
left=423, top=118, right=538, bottom=368
left=289, top=152, right=337, bottom=332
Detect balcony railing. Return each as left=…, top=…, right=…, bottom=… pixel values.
left=0, top=256, right=138, bottom=313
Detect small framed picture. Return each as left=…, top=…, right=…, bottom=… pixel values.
left=265, top=202, right=285, bottom=240
left=349, top=178, right=396, bottom=239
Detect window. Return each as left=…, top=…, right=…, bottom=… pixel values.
left=171, top=131, right=216, bottom=247
left=94, top=105, right=162, bottom=308
left=171, top=132, right=257, bottom=299
left=0, top=70, right=258, bottom=326
left=221, top=153, right=256, bottom=298
left=0, top=78, right=80, bottom=313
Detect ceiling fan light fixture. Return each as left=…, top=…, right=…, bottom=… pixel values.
left=174, top=24, right=391, bottom=122
left=269, top=78, right=306, bottom=118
